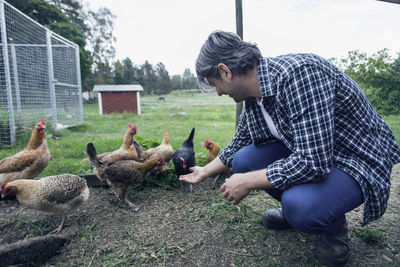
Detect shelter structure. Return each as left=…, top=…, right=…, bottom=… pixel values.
left=93, top=85, right=143, bottom=115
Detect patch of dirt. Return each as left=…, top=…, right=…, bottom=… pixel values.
left=1, top=164, right=399, bottom=266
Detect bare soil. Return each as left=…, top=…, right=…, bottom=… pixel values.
left=1, top=164, right=399, bottom=267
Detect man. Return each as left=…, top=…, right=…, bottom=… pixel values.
left=179, top=30, right=400, bottom=265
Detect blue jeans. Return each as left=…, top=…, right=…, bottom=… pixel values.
left=232, top=142, right=364, bottom=234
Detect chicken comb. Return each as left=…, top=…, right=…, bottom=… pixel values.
left=205, top=139, right=211, bottom=146
left=1, top=183, right=6, bottom=194
left=40, top=119, right=45, bottom=126
left=128, top=123, right=136, bottom=128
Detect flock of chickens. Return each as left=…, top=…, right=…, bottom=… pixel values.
left=0, top=120, right=222, bottom=234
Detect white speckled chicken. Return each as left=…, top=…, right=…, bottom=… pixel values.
left=1, top=174, right=89, bottom=234
left=137, top=129, right=174, bottom=171
left=0, top=120, right=50, bottom=186
left=96, top=123, right=139, bottom=164
left=86, top=142, right=164, bottom=211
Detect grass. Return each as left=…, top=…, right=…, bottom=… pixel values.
left=0, top=90, right=236, bottom=177
left=1, top=90, right=399, bottom=177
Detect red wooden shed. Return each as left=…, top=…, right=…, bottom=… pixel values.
left=93, top=85, right=144, bottom=115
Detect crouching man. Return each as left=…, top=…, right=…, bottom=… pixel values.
left=179, top=30, right=400, bottom=265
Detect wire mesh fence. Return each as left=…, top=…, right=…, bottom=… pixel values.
left=0, top=0, right=83, bottom=145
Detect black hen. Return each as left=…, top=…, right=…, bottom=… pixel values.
left=173, top=128, right=195, bottom=192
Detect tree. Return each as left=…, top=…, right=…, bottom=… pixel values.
left=122, top=58, right=138, bottom=84
left=171, top=74, right=182, bottom=90
left=113, top=60, right=124, bottom=85
left=182, top=68, right=199, bottom=89
left=86, top=7, right=116, bottom=67
left=141, top=61, right=157, bottom=95
left=335, top=49, right=400, bottom=115
left=154, top=62, right=172, bottom=95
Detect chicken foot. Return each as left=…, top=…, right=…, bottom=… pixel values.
left=50, top=215, right=67, bottom=234
left=124, top=198, right=140, bottom=212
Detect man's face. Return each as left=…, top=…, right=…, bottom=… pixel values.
left=207, top=77, right=247, bottom=103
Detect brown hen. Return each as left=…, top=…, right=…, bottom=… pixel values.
left=86, top=142, right=163, bottom=211
left=0, top=120, right=50, bottom=186
left=137, top=129, right=174, bottom=171
left=96, top=123, right=139, bottom=164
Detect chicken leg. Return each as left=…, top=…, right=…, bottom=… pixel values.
left=124, top=198, right=140, bottom=212
left=51, top=215, right=68, bottom=234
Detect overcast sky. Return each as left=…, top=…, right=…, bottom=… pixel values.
left=88, top=0, right=400, bottom=76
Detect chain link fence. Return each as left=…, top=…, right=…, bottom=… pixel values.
left=0, top=0, right=83, bottom=145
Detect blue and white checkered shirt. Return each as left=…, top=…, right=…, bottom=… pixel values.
left=219, top=54, right=400, bottom=225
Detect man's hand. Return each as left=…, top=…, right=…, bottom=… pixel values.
left=220, top=173, right=251, bottom=205
left=179, top=166, right=207, bottom=184
left=220, top=169, right=272, bottom=205
left=179, top=156, right=229, bottom=184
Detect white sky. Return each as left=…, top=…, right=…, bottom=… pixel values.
left=88, top=0, right=400, bottom=76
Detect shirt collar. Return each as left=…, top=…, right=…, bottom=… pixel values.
left=257, top=57, right=275, bottom=97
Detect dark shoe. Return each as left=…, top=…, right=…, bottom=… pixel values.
left=261, top=208, right=292, bottom=230
left=315, top=221, right=350, bottom=266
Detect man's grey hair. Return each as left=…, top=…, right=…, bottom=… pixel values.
left=195, top=30, right=262, bottom=86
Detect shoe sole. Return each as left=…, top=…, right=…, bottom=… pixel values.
left=261, top=215, right=293, bottom=230
left=315, top=249, right=349, bottom=266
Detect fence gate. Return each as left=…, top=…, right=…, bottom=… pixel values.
left=0, top=0, right=83, bottom=145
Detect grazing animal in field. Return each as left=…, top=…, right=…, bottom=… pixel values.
left=157, top=96, right=165, bottom=101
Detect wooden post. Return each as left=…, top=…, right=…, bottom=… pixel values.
left=235, top=0, right=243, bottom=127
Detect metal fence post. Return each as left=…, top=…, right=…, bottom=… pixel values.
left=74, top=44, right=84, bottom=123
left=10, top=44, right=22, bottom=126
left=0, top=0, right=16, bottom=144
left=46, top=29, right=58, bottom=131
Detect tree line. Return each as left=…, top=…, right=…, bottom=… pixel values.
left=95, top=59, right=199, bottom=95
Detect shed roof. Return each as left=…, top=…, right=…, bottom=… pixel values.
left=93, top=84, right=144, bottom=92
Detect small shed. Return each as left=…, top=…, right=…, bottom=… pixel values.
left=93, top=85, right=144, bottom=115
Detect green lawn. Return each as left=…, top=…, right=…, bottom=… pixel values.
left=0, top=90, right=399, bottom=178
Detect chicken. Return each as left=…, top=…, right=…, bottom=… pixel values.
left=86, top=142, right=164, bottom=211
left=204, top=139, right=221, bottom=163
left=172, top=128, right=195, bottom=192
left=1, top=174, right=89, bottom=234
left=96, top=123, right=139, bottom=164
left=0, top=120, right=50, bottom=186
left=137, top=129, right=174, bottom=171
left=204, top=139, right=232, bottom=187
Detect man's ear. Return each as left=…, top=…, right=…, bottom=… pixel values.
left=217, top=63, right=232, bottom=80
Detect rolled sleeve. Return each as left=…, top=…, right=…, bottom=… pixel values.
left=219, top=110, right=251, bottom=167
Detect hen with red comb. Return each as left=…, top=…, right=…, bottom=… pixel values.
left=0, top=120, right=50, bottom=186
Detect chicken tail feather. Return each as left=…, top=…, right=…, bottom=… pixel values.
left=86, top=143, right=97, bottom=160
left=85, top=143, right=104, bottom=169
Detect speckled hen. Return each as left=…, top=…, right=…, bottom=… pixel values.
left=1, top=174, right=90, bottom=234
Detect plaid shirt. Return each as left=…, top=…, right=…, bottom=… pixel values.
left=219, top=54, right=400, bottom=225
